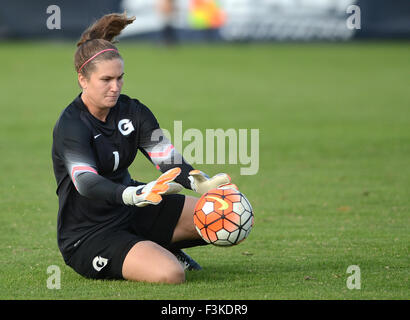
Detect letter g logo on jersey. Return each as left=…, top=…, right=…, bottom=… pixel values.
left=118, top=119, right=135, bottom=136
left=92, top=256, right=108, bottom=272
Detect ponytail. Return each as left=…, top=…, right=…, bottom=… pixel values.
left=74, top=12, right=135, bottom=76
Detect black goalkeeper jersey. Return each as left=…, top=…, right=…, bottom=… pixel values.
left=52, top=93, right=194, bottom=259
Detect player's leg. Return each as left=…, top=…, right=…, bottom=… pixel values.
left=171, top=195, right=202, bottom=243
left=126, top=194, right=205, bottom=274
left=167, top=195, right=207, bottom=270
left=122, top=240, right=185, bottom=284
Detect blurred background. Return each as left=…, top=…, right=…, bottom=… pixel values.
left=1, top=0, right=410, bottom=42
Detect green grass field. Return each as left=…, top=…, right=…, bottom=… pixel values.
left=0, top=41, right=409, bottom=300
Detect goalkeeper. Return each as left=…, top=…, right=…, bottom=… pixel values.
left=52, top=13, right=235, bottom=284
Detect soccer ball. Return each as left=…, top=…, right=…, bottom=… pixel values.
left=193, top=187, right=254, bottom=246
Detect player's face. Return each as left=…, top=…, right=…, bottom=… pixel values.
left=80, top=58, right=124, bottom=109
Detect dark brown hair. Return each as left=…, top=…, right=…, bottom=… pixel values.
left=74, top=12, right=135, bottom=77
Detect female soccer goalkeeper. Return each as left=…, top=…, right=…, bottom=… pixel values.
left=51, top=13, right=234, bottom=284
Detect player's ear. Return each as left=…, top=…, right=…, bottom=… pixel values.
left=77, top=72, right=88, bottom=90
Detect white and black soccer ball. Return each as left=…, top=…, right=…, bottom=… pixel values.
left=193, top=188, right=254, bottom=246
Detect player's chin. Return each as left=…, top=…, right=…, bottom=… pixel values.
left=104, top=96, right=119, bottom=106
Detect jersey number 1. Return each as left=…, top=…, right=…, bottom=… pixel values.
left=113, top=151, right=119, bottom=171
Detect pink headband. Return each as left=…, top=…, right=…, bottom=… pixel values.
left=78, top=48, right=118, bottom=73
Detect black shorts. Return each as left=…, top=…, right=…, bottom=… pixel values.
left=65, top=194, right=185, bottom=280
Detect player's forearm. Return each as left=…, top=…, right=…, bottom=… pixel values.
left=75, top=171, right=127, bottom=205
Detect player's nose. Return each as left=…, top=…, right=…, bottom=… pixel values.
left=110, top=80, right=122, bottom=93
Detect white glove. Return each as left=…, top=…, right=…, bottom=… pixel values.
left=122, top=167, right=183, bottom=207
left=188, top=170, right=238, bottom=194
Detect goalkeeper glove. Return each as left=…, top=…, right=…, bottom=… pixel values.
left=122, top=167, right=183, bottom=207
left=188, top=170, right=238, bottom=194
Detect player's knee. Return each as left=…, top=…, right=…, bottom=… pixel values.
left=161, top=265, right=185, bottom=284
